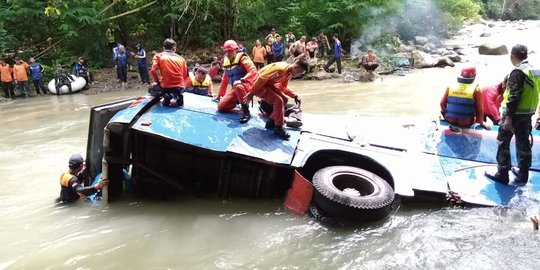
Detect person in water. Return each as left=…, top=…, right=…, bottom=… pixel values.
left=486, top=44, right=540, bottom=185
left=243, top=58, right=308, bottom=140
left=440, top=66, right=488, bottom=129
left=59, top=154, right=109, bottom=203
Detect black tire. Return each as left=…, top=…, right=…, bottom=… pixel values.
left=312, top=166, right=395, bottom=222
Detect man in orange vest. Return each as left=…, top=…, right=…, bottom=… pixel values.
left=59, top=154, right=109, bottom=203
left=0, top=58, right=16, bottom=98
left=217, top=40, right=258, bottom=123
left=13, top=57, right=31, bottom=98
left=243, top=58, right=308, bottom=139
left=150, top=38, right=189, bottom=107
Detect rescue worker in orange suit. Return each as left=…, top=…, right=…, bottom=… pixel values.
left=59, top=154, right=109, bottom=203
left=440, top=66, right=488, bottom=129
left=243, top=58, right=308, bottom=140
left=150, top=38, right=189, bottom=107
left=0, top=58, right=16, bottom=99
left=185, top=67, right=213, bottom=97
left=217, top=40, right=258, bottom=123
left=481, top=77, right=506, bottom=125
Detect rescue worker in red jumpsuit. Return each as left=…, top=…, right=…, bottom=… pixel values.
left=217, top=40, right=258, bottom=123
left=243, top=58, right=308, bottom=140
left=59, top=154, right=109, bottom=203
left=440, top=66, right=488, bottom=129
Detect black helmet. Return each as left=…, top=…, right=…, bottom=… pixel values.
left=68, top=154, right=84, bottom=168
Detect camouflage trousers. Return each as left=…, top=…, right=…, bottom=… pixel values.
left=496, top=114, right=533, bottom=178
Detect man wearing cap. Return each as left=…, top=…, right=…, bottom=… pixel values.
left=73, top=57, right=91, bottom=89
left=0, top=58, right=16, bottom=99
left=486, top=44, right=540, bottom=185
left=150, top=38, right=189, bottom=107
left=59, top=154, right=109, bottom=203
left=13, top=57, right=31, bottom=97
left=217, top=39, right=257, bottom=123
left=243, top=58, right=308, bottom=140
left=440, top=66, right=486, bottom=128
left=131, top=43, right=150, bottom=84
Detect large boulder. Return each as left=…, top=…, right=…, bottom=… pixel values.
left=304, top=70, right=340, bottom=80
left=411, top=50, right=435, bottom=68
left=434, top=57, right=455, bottom=68
left=446, top=52, right=462, bottom=63
left=414, top=36, right=428, bottom=45
left=478, top=43, right=508, bottom=55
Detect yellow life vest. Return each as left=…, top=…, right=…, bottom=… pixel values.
left=189, top=72, right=212, bottom=90
left=223, top=53, right=247, bottom=85
left=444, top=82, right=476, bottom=120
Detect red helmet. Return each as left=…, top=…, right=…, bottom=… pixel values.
left=460, top=66, right=476, bottom=78
left=223, top=40, right=238, bottom=51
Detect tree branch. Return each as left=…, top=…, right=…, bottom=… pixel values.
left=105, top=0, right=158, bottom=21
left=99, top=0, right=120, bottom=15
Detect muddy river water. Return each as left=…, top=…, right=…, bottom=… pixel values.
left=1, top=21, right=540, bottom=269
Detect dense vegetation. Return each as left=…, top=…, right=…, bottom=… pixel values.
left=0, top=0, right=537, bottom=67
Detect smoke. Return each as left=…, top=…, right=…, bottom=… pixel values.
left=349, top=0, right=444, bottom=59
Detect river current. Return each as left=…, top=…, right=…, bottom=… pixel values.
left=1, top=21, right=540, bottom=269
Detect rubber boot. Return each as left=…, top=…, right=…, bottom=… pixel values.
left=240, top=104, right=251, bottom=123
left=274, top=125, right=290, bottom=140
left=265, top=119, right=275, bottom=129
left=485, top=170, right=509, bottom=185
left=511, top=167, right=529, bottom=184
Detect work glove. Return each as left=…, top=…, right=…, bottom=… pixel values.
left=294, top=96, right=301, bottom=106
left=535, top=118, right=540, bottom=130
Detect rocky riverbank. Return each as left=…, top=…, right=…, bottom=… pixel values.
left=1, top=19, right=537, bottom=100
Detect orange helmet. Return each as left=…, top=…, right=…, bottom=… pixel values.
left=460, top=66, right=476, bottom=78
left=223, top=40, right=238, bottom=51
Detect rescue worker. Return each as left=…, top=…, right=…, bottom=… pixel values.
left=150, top=38, right=189, bottom=107
left=440, top=66, right=487, bottom=128
left=132, top=42, right=150, bottom=84
left=185, top=67, right=213, bottom=97
left=73, top=57, right=91, bottom=89
left=486, top=44, right=540, bottom=185
left=28, top=57, right=48, bottom=95
left=13, top=57, right=31, bottom=97
left=243, top=58, right=308, bottom=140
left=54, top=65, right=74, bottom=94
left=481, top=77, right=506, bottom=125
left=217, top=40, right=257, bottom=123
left=0, top=58, right=16, bottom=99
left=59, top=154, right=109, bottom=203
left=114, top=45, right=129, bottom=85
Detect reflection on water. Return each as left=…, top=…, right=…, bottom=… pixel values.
left=2, top=23, right=540, bottom=268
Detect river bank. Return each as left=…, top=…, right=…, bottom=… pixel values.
left=2, top=20, right=540, bottom=270
left=1, top=19, right=537, bottom=100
